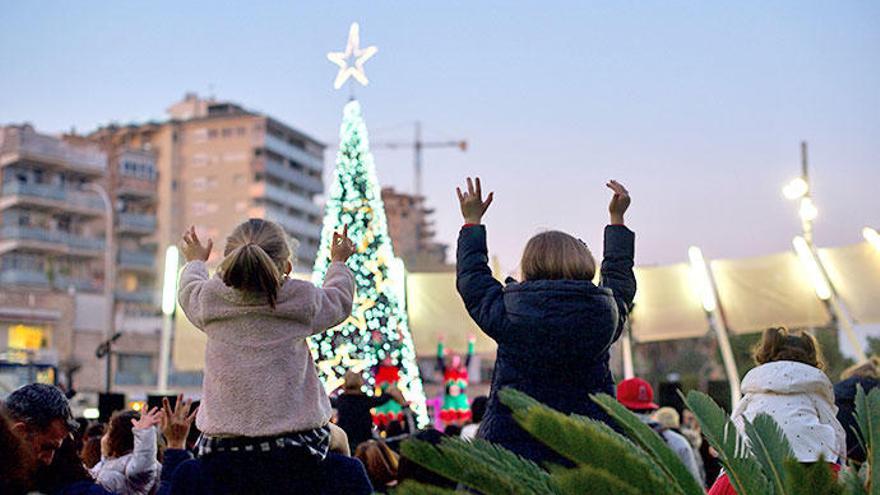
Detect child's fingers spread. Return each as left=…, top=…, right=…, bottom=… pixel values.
left=475, top=177, right=482, bottom=197
left=467, top=177, right=474, bottom=195
left=343, top=224, right=348, bottom=238
left=456, top=187, right=464, bottom=202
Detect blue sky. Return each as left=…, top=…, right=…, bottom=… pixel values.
left=2, top=1, right=878, bottom=273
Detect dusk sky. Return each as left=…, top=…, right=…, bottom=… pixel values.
left=2, top=1, right=878, bottom=273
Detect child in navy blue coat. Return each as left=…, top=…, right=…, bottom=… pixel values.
left=455, top=177, right=636, bottom=465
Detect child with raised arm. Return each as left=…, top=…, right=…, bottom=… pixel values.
left=455, top=177, right=636, bottom=465
left=177, top=219, right=356, bottom=471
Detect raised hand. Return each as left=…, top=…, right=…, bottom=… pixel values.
left=606, top=180, right=631, bottom=225
left=456, top=177, right=494, bottom=225
left=330, top=224, right=356, bottom=262
left=181, top=226, right=213, bottom=262
left=160, top=394, right=198, bottom=450
left=131, top=407, right=162, bottom=430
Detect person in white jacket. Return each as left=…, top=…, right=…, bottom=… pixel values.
left=731, top=326, right=846, bottom=463
left=91, top=407, right=162, bottom=495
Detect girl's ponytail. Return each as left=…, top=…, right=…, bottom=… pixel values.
left=753, top=326, right=824, bottom=370
left=218, top=219, right=292, bottom=308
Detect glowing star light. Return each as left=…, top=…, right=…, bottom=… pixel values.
left=327, top=23, right=378, bottom=90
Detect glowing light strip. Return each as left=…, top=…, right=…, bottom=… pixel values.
left=792, top=236, right=832, bottom=300
left=688, top=246, right=717, bottom=313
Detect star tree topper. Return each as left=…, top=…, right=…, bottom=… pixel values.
left=327, top=22, right=378, bottom=90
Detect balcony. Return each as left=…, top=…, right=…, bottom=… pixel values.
left=116, top=175, right=157, bottom=199
left=1, top=182, right=104, bottom=215
left=261, top=158, right=324, bottom=194
left=0, top=267, right=98, bottom=291
left=0, top=225, right=104, bottom=256
left=115, top=289, right=155, bottom=304
left=0, top=128, right=106, bottom=175
left=0, top=268, right=49, bottom=286
left=263, top=206, right=322, bottom=242
left=117, top=212, right=157, bottom=235
left=253, top=181, right=322, bottom=216
left=118, top=249, right=155, bottom=271
left=264, top=133, right=324, bottom=173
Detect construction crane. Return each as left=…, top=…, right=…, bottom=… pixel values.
left=372, top=121, right=467, bottom=196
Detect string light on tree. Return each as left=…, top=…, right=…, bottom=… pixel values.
left=312, top=37, right=428, bottom=424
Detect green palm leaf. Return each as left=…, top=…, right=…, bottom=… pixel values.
left=499, top=388, right=681, bottom=495
left=551, top=465, right=644, bottom=495
left=783, top=457, right=843, bottom=495
left=683, top=391, right=772, bottom=495
left=743, top=413, right=796, bottom=494
left=591, top=393, right=706, bottom=495
left=399, top=437, right=558, bottom=495
left=394, top=480, right=460, bottom=495
left=854, top=385, right=880, bottom=495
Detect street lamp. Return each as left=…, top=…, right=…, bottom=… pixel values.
left=157, top=245, right=179, bottom=393
left=84, top=183, right=115, bottom=394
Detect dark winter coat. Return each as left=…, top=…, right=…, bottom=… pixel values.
left=156, top=448, right=373, bottom=495
left=456, top=224, right=636, bottom=465
left=834, top=375, right=880, bottom=463
left=332, top=392, right=394, bottom=451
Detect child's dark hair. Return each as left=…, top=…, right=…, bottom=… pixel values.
left=753, top=326, right=825, bottom=370
left=105, top=410, right=139, bottom=458
left=218, top=218, right=292, bottom=308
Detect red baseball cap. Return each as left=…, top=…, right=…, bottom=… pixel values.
left=616, top=377, right=659, bottom=411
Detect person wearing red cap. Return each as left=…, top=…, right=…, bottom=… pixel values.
left=617, top=378, right=702, bottom=484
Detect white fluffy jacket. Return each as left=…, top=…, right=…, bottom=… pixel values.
left=90, top=426, right=161, bottom=495
left=731, top=360, right=846, bottom=463
left=178, top=260, right=355, bottom=437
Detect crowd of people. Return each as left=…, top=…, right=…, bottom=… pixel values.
left=0, top=176, right=874, bottom=494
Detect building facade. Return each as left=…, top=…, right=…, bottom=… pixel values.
left=381, top=186, right=450, bottom=272
left=0, top=125, right=111, bottom=396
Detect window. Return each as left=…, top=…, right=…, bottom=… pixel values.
left=221, top=128, right=233, bottom=138
left=236, top=127, right=246, bottom=136
left=116, top=353, right=155, bottom=386
left=208, top=129, right=218, bottom=139
left=191, top=129, right=209, bottom=143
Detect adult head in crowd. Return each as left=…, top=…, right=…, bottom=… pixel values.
left=835, top=356, right=880, bottom=463
left=461, top=395, right=488, bottom=441
left=333, top=371, right=406, bottom=452
left=2, top=383, right=78, bottom=466
left=354, top=439, right=399, bottom=493
left=80, top=423, right=105, bottom=469
left=0, top=409, right=35, bottom=495
left=617, top=378, right=703, bottom=484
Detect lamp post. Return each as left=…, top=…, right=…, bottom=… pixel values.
left=85, top=183, right=115, bottom=394
left=158, top=245, right=179, bottom=393
left=783, top=142, right=867, bottom=361
left=689, top=246, right=740, bottom=409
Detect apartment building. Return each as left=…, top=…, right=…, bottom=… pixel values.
left=0, top=124, right=107, bottom=393
left=381, top=186, right=450, bottom=272
left=94, top=94, right=326, bottom=276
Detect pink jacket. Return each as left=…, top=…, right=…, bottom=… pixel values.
left=178, top=260, right=355, bottom=437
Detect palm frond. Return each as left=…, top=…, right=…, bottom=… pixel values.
left=783, top=457, right=843, bottom=495
left=683, top=391, right=773, bottom=495
left=743, top=413, right=795, bottom=495
left=591, top=393, right=706, bottom=495
left=499, top=389, right=681, bottom=495
left=551, top=465, right=644, bottom=495
left=854, top=385, right=880, bottom=495
left=394, top=480, right=460, bottom=495
left=399, top=437, right=557, bottom=495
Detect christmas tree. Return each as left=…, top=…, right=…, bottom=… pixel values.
left=311, top=99, right=428, bottom=426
